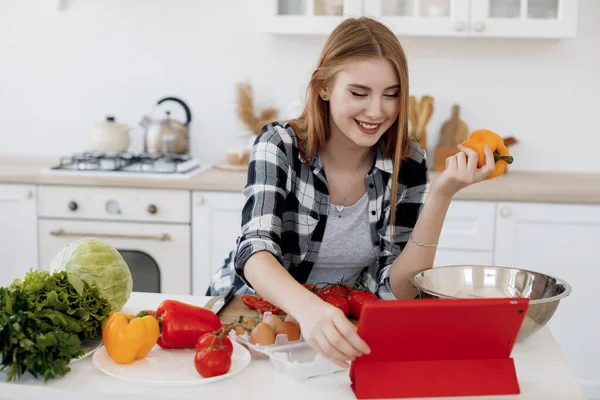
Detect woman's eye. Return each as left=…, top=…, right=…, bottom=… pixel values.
left=385, top=93, right=400, bottom=98
left=350, top=91, right=367, bottom=97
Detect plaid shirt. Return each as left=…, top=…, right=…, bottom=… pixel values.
left=207, top=121, right=429, bottom=299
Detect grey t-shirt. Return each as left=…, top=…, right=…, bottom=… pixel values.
left=306, top=192, right=377, bottom=286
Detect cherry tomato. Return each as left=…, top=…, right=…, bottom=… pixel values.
left=323, top=293, right=350, bottom=316
left=194, top=346, right=232, bottom=378
left=195, top=332, right=233, bottom=356
left=348, top=290, right=378, bottom=319
left=320, top=284, right=352, bottom=297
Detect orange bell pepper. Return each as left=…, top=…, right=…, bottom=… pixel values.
left=102, top=311, right=160, bottom=364
left=461, top=129, right=514, bottom=179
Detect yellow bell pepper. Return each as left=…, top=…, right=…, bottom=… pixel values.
left=102, top=312, right=160, bottom=364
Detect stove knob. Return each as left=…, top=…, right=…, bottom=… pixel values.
left=68, top=201, right=78, bottom=211
left=454, top=21, right=466, bottom=32
left=474, top=22, right=485, bottom=32
left=147, top=204, right=158, bottom=215
left=105, top=199, right=121, bottom=215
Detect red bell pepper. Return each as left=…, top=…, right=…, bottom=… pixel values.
left=154, top=299, right=222, bottom=349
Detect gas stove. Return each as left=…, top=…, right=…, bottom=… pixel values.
left=43, top=152, right=210, bottom=178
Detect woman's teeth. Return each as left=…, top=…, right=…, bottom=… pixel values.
left=359, top=121, right=378, bottom=129
left=356, top=120, right=381, bottom=130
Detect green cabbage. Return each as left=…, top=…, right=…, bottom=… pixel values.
left=49, top=238, right=133, bottom=313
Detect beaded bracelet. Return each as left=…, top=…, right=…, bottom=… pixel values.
left=410, top=234, right=438, bottom=248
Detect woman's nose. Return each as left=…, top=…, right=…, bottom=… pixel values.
left=365, top=97, right=383, bottom=120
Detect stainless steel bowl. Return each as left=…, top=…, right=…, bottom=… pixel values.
left=409, top=265, right=572, bottom=341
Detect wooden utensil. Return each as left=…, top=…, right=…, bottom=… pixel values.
left=415, top=96, right=434, bottom=149
left=408, top=95, right=418, bottom=138
left=439, top=104, right=468, bottom=147
left=503, top=136, right=518, bottom=146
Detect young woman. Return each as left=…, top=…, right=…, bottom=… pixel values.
left=208, top=17, right=495, bottom=368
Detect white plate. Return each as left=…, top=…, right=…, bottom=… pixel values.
left=92, top=341, right=251, bottom=387
left=69, top=339, right=103, bottom=364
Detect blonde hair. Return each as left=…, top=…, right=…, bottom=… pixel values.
left=289, top=16, right=411, bottom=237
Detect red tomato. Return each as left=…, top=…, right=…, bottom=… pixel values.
left=195, top=332, right=233, bottom=356
left=348, top=290, right=378, bottom=319
left=241, top=295, right=261, bottom=308
left=320, top=284, right=352, bottom=297
left=194, top=346, right=232, bottom=378
left=256, top=299, right=281, bottom=314
left=241, top=295, right=281, bottom=314
left=323, top=293, right=350, bottom=316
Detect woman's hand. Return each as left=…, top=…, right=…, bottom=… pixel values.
left=294, top=297, right=371, bottom=368
left=431, top=143, right=495, bottom=199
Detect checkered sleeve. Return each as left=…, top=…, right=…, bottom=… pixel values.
left=376, top=140, right=430, bottom=299
left=233, top=123, right=293, bottom=288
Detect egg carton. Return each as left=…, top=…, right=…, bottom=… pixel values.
left=228, top=311, right=304, bottom=359
left=268, top=341, right=347, bottom=380
left=227, top=312, right=346, bottom=380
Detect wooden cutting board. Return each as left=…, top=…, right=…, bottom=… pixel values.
left=205, top=294, right=359, bottom=326
left=205, top=294, right=288, bottom=325
left=439, top=104, right=468, bottom=146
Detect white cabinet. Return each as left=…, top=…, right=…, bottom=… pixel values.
left=434, top=200, right=496, bottom=267
left=469, top=0, right=578, bottom=38
left=263, top=0, right=362, bottom=34
left=265, top=0, right=578, bottom=38
left=191, top=191, right=246, bottom=295
left=365, top=0, right=471, bottom=37
left=0, top=184, right=38, bottom=286
left=494, top=202, right=600, bottom=398
left=369, top=0, right=578, bottom=38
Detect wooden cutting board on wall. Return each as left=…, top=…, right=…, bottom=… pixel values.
left=439, top=104, right=469, bottom=147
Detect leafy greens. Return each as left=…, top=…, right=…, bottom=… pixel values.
left=0, top=269, right=111, bottom=382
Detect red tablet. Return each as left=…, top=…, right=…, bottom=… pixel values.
left=350, top=297, right=529, bottom=399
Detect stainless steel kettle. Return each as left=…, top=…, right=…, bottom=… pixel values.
left=140, top=97, right=192, bottom=154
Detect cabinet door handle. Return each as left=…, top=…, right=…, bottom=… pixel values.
left=196, top=196, right=205, bottom=206
left=474, top=22, right=485, bottom=32
left=68, top=201, right=78, bottom=211
left=50, top=229, right=171, bottom=241
left=147, top=204, right=158, bottom=214
left=24, top=190, right=33, bottom=199
left=500, top=207, right=512, bottom=218
left=454, top=21, right=466, bottom=32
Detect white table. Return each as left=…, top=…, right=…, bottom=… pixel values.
left=0, top=292, right=586, bottom=400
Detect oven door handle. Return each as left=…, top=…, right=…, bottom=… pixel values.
left=50, top=229, right=172, bottom=241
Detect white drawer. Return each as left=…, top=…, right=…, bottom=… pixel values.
left=438, top=200, right=495, bottom=251
left=38, top=185, right=190, bottom=223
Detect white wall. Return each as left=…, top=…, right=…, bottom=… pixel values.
left=0, top=0, right=598, bottom=173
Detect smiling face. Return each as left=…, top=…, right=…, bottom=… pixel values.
left=322, top=57, right=401, bottom=149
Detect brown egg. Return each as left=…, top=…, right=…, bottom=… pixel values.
left=263, top=314, right=284, bottom=332
left=276, top=321, right=301, bottom=342
left=251, top=322, right=276, bottom=346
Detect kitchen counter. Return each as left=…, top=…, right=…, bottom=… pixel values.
left=2, top=155, right=600, bottom=204
left=0, top=292, right=585, bottom=400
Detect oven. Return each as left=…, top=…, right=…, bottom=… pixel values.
left=37, top=185, right=191, bottom=294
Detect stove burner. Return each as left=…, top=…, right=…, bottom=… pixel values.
left=51, top=152, right=201, bottom=174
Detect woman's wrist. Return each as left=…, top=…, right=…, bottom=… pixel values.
left=426, top=185, right=454, bottom=209
left=286, top=289, right=326, bottom=321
